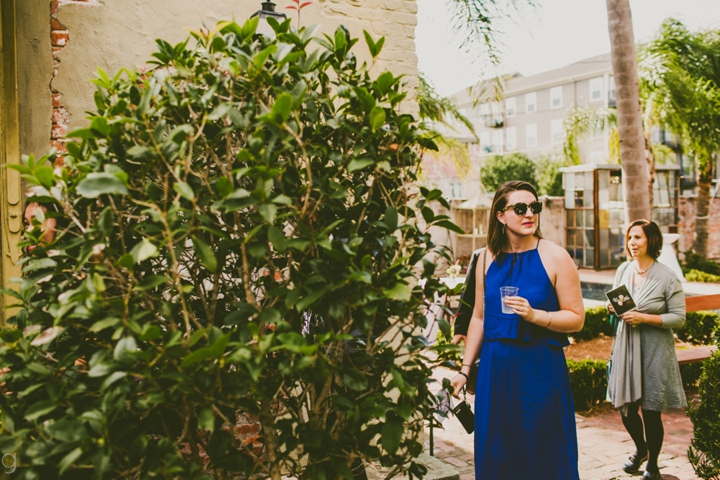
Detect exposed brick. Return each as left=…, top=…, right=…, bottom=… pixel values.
left=50, top=1, right=59, bottom=15
left=51, top=30, right=69, bottom=47
left=50, top=17, right=65, bottom=31
left=51, top=124, right=68, bottom=139
left=52, top=94, right=62, bottom=108
left=50, top=140, right=68, bottom=154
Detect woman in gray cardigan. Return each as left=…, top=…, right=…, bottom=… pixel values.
left=607, top=219, right=686, bottom=480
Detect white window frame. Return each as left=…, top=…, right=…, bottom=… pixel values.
left=590, top=77, right=604, bottom=102
left=505, top=97, right=516, bottom=117
left=550, top=86, right=563, bottom=109
left=551, top=119, right=563, bottom=145
left=506, top=127, right=517, bottom=151
left=608, top=76, right=616, bottom=102
left=491, top=130, right=504, bottom=153
left=480, top=132, right=491, bottom=153
left=526, top=123, right=537, bottom=148
left=525, top=92, right=537, bottom=114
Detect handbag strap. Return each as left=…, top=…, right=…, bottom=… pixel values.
left=482, top=249, right=486, bottom=314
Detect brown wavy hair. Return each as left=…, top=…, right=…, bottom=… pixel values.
left=487, top=181, right=543, bottom=255
left=625, top=219, right=663, bottom=259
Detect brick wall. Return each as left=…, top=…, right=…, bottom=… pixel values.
left=678, top=196, right=720, bottom=258
left=50, top=0, right=99, bottom=155
left=52, top=0, right=420, bottom=138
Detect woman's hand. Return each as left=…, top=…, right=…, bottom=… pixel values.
left=620, top=311, right=645, bottom=327
left=450, top=373, right=467, bottom=398
left=607, top=302, right=616, bottom=315
left=503, top=296, right=536, bottom=322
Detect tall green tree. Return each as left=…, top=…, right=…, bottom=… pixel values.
left=417, top=74, right=477, bottom=178
left=640, top=19, right=720, bottom=257
left=480, top=152, right=537, bottom=191
left=606, top=0, right=652, bottom=222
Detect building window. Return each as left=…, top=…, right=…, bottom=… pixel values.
left=480, top=132, right=491, bottom=152
left=449, top=182, right=462, bottom=199
left=506, top=97, right=516, bottom=117
left=608, top=76, right=616, bottom=102
left=525, top=92, right=537, bottom=114
left=551, top=119, right=563, bottom=145
left=590, top=77, right=603, bottom=102
left=492, top=130, right=504, bottom=153
left=506, top=127, right=517, bottom=151
left=550, top=86, right=563, bottom=109
left=526, top=123, right=537, bottom=148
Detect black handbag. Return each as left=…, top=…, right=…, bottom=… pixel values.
left=453, top=391, right=475, bottom=434
left=464, top=250, right=486, bottom=395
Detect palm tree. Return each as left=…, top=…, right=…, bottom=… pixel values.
left=605, top=0, right=652, bottom=222
left=417, top=74, right=478, bottom=178
left=639, top=19, right=720, bottom=257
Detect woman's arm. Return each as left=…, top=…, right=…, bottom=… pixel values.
left=450, top=249, right=486, bottom=397
left=505, top=241, right=585, bottom=332
left=622, top=277, right=685, bottom=329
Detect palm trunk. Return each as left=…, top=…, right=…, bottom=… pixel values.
left=644, top=133, right=655, bottom=209
left=693, top=160, right=714, bottom=256
left=606, top=0, right=651, bottom=223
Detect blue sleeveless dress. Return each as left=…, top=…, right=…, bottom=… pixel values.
left=474, top=245, right=579, bottom=479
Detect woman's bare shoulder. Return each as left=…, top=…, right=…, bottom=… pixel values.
left=538, top=238, right=571, bottom=259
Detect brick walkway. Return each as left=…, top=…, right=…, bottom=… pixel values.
left=426, top=367, right=701, bottom=480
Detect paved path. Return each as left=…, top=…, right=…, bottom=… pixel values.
left=425, top=367, right=701, bottom=480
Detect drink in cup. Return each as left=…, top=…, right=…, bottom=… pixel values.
left=500, top=286, right=519, bottom=314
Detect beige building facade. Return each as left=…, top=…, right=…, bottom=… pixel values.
left=429, top=54, right=617, bottom=201
left=3, top=0, right=420, bottom=320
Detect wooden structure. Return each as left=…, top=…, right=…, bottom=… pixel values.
left=561, top=164, right=680, bottom=270
left=677, top=294, right=720, bottom=365
left=450, top=196, right=491, bottom=266
left=0, top=0, right=23, bottom=325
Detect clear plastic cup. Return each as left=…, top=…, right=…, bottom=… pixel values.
left=500, top=286, right=519, bottom=314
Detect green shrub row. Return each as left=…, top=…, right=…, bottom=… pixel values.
left=570, top=306, right=615, bottom=342
left=678, top=311, right=720, bottom=345
left=684, top=269, right=720, bottom=283
left=566, top=359, right=608, bottom=411
left=566, top=359, right=705, bottom=413
left=684, top=251, right=720, bottom=276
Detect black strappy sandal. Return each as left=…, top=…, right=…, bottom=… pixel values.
left=622, top=452, right=648, bottom=473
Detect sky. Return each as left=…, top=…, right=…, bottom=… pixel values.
left=415, top=0, right=720, bottom=97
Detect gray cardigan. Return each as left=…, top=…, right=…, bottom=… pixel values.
left=607, top=261, right=687, bottom=412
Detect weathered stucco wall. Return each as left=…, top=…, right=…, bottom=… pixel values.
left=54, top=0, right=419, bottom=136
left=16, top=0, right=53, bottom=159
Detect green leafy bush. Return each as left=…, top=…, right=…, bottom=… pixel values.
left=688, top=350, right=720, bottom=479
left=536, top=154, right=568, bottom=197
left=0, top=20, right=458, bottom=479
left=677, top=311, right=720, bottom=345
left=684, top=250, right=720, bottom=276
left=566, top=359, right=608, bottom=411
left=684, top=269, right=720, bottom=283
left=570, top=306, right=615, bottom=342
left=480, top=153, right=538, bottom=192
left=680, top=362, right=704, bottom=388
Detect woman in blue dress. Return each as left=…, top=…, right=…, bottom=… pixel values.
left=451, top=181, right=585, bottom=479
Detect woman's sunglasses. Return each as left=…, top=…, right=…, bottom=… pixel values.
left=503, top=201, right=543, bottom=216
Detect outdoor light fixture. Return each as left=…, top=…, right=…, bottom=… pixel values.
left=250, top=2, right=287, bottom=38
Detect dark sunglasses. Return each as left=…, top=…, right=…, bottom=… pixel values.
left=503, top=201, right=542, bottom=216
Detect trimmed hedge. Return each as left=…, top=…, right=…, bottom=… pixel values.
left=570, top=305, right=615, bottom=342
left=677, top=311, right=720, bottom=346
left=567, top=359, right=608, bottom=411
left=685, top=269, right=720, bottom=283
